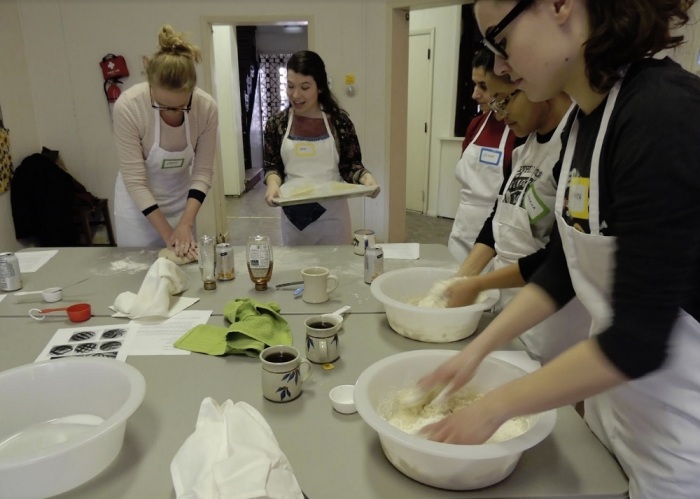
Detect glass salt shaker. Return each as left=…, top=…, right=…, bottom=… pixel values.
left=199, top=234, right=217, bottom=290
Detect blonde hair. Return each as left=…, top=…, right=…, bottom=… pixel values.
left=146, top=25, right=201, bottom=92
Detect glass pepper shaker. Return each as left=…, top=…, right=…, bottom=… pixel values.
left=199, top=234, right=217, bottom=290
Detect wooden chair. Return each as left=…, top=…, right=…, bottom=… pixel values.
left=74, top=198, right=116, bottom=246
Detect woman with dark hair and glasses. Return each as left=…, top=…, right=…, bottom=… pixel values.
left=418, top=1, right=700, bottom=496
left=263, top=50, right=379, bottom=245
left=113, top=25, right=218, bottom=259
left=447, top=47, right=518, bottom=264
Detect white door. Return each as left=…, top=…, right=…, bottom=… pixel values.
left=406, top=31, right=434, bottom=213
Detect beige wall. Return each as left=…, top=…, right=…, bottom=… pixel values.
left=0, top=2, right=41, bottom=252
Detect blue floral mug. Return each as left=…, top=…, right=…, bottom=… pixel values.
left=260, top=345, right=311, bottom=402
left=305, top=315, right=342, bottom=364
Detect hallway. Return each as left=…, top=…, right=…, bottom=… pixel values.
left=224, top=182, right=454, bottom=246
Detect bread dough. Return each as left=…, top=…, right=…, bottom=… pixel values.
left=417, top=276, right=469, bottom=308
left=385, top=386, right=533, bottom=442
left=159, top=248, right=197, bottom=265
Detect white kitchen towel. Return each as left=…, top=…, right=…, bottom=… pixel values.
left=111, top=257, right=198, bottom=319
left=171, top=397, right=304, bottom=499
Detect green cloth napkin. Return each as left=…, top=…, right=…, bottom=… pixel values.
left=174, top=298, right=292, bottom=357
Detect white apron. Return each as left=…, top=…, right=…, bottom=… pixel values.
left=448, top=112, right=510, bottom=263
left=114, top=109, right=194, bottom=247
left=492, top=109, right=591, bottom=363
left=556, top=79, right=700, bottom=498
left=280, top=110, right=351, bottom=246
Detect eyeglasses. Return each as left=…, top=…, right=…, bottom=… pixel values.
left=483, top=0, right=535, bottom=60
left=150, top=92, right=192, bottom=113
left=489, top=89, right=520, bottom=116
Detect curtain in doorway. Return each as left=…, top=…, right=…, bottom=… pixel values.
left=258, top=53, right=292, bottom=131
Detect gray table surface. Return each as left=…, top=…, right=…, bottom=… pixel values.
left=1, top=245, right=459, bottom=317
left=0, top=311, right=629, bottom=499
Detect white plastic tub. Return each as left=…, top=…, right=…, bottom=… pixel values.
left=371, top=267, right=499, bottom=342
left=354, top=350, right=556, bottom=490
left=0, top=358, right=146, bottom=499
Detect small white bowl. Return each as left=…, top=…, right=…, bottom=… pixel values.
left=329, top=385, right=356, bottom=414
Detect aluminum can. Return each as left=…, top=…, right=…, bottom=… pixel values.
left=364, top=246, right=384, bottom=284
left=216, top=243, right=235, bottom=281
left=0, top=252, right=23, bottom=291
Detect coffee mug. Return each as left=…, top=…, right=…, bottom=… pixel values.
left=305, top=315, right=342, bottom=364
left=352, top=229, right=376, bottom=256
left=301, top=266, right=339, bottom=304
left=260, top=345, right=312, bottom=402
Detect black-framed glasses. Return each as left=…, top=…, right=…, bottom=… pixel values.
left=483, top=0, right=535, bottom=60
left=489, top=89, right=520, bottom=116
left=151, top=92, right=192, bottom=113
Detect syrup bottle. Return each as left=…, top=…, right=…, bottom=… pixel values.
left=246, top=235, right=274, bottom=291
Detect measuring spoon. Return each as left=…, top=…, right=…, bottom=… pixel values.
left=14, top=287, right=63, bottom=303
left=13, top=277, right=88, bottom=303
left=29, top=303, right=92, bottom=323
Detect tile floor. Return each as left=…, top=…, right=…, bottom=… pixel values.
left=224, top=181, right=455, bottom=246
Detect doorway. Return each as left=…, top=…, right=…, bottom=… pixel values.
left=405, top=30, right=434, bottom=214
left=209, top=21, right=308, bottom=198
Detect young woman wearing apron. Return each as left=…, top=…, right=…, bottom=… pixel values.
left=448, top=112, right=512, bottom=263
left=279, top=110, right=351, bottom=245
left=114, top=109, right=194, bottom=247
left=554, top=78, right=700, bottom=497
left=491, top=107, right=590, bottom=363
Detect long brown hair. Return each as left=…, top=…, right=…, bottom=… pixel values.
left=584, top=0, right=695, bottom=92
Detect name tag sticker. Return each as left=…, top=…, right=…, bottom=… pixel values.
left=479, top=148, right=502, bottom=166
left=524, top=187, right=549, bottom=223
left=295, top=143, right=315, bottom=157
left=568, top=177, right=590, bottom=219
left=162, top=158, right=185, bottom=169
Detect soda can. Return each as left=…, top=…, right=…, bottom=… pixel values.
left=216, top=243, right=235, bottom=281
left=0, top=252, right=23, bottom=291
left=364, top=246, right=384, bottom=284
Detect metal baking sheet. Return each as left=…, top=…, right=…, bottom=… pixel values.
left=272, top=180, right=378, bottom=206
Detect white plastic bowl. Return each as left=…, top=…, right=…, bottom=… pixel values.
left=354, top=350, right=556, bottom=490
left=0, top=358, right=146, bottom=499
left=329, top=384, right=356, bottom=414
left=370, top=267, right=499, bottom=342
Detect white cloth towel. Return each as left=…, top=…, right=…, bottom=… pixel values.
left=111, top=257, right=198, bottom=319
left=171, top=397, right=304, bottom=499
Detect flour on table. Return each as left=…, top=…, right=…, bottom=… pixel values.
left=109, top=258, right=151, bottom=274
left=383, top=387, right=533, bottom=443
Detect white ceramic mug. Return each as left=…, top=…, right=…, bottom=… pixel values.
left=301, top=266, right=339, bottom=304
left=260, top=345, right=312, bottom=403
left=305, top=315, right=342, bottom=364
left=352, top=229, right=376, bottom=256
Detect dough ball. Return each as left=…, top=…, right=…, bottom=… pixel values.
left=417, top=276, right=468, bottom=308
left=159, top=248, right=197, bottom=265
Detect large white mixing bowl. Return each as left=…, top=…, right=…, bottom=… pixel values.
left=0, top=358, right=146, bottom=499
left=371, top=267, right=499, bottom=342
left=355, top=350, right=556, bottom=490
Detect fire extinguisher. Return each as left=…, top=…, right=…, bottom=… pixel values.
left=104, top=79, right=123, bottom=119
left=99, top=54, right=129, bottom=121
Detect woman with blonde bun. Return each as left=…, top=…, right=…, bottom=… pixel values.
left=113, top=25, right=218, bottom=258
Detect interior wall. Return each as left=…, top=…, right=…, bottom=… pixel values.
left=0, top=2, right=41, bottom=252
left=408, top=6, right=463, bottom=218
